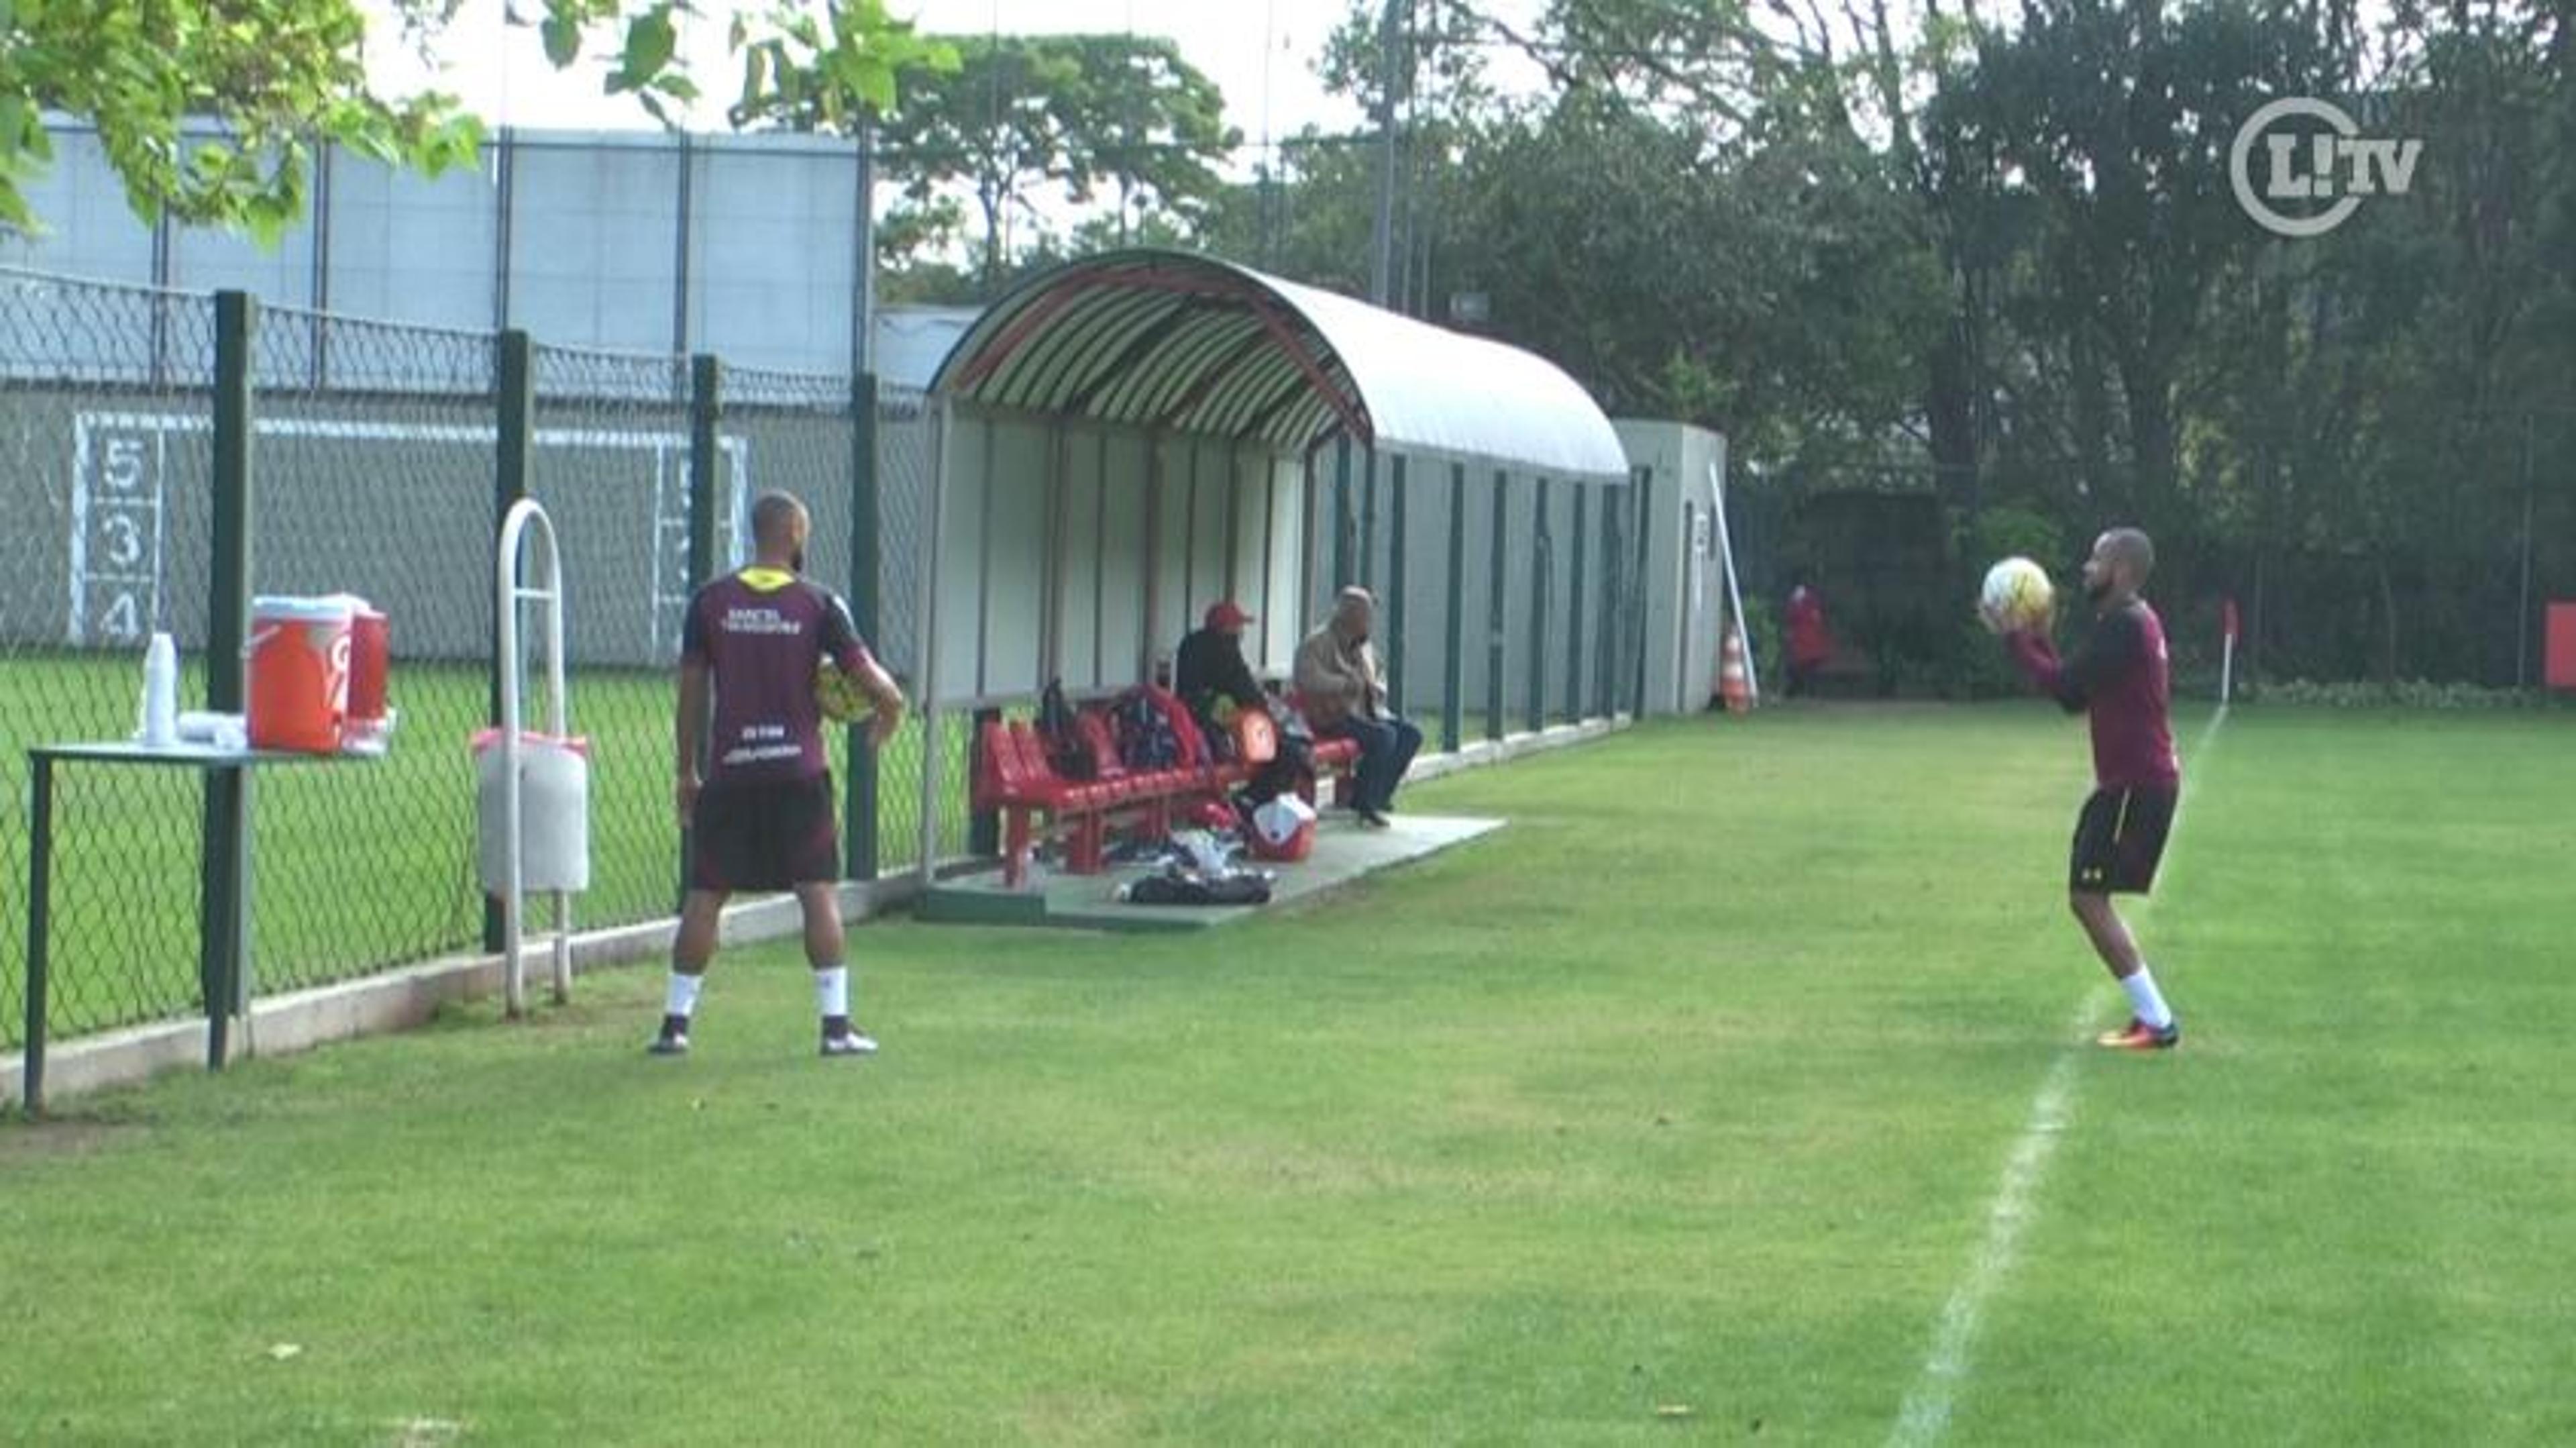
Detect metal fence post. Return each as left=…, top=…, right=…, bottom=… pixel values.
left=1632, top=466, right=1655, bottom=717
left=1599, top=484, right=1623, bottom=717
left=680, top=354, right=720, bottom=909
left=202, top=291, right=256, bottom=1066
left=967, top=706, right=1001, bottom=858
left=485, top=329, right=533, bottom=951
left=1361, top=448, right=1379, bottom=592
left=1487, top=470, right=1507, bottom=742
left=1528, top=478, right=1550, bottom=733
left=1387, top=454, right=1407, bottom=715
left=1332, top=435, right=1353, bottom=589
left=1443, top=462, right=1466, bottom=754
left=846, top=371, right=882, bottom=879
left=1567, top=482, right=1588, bottom=721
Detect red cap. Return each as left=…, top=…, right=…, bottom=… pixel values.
left=1205, top=601, right=1252, bottom=630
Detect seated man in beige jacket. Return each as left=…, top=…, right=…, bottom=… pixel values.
left=1292, top=586, right=1422, bottom=827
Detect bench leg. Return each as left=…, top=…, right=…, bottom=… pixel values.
left=1069, top=813, right=1105, bottom=874
left=1004, top=808, right=1032, bottom=887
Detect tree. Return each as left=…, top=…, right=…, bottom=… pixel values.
left=0, top=0, right=952, bottom=242
left=858, top=34, right=1238, bottom=292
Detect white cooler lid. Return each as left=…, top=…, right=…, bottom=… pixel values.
left=253, top=594, right=356, bottom=623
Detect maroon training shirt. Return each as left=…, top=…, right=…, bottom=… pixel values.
left=682, top=566, right=874, bottom=784
left=2007, top=599, right=2180, bottom=790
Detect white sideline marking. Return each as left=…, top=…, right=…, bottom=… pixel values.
left=1888, top=706, right=2228, bottom=1447
left=1886, top=1012, right=2084, bottom=1448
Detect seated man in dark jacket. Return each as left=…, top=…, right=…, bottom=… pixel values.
left=1177, top=601, right=1264, bottom=726
left=1177, top=600, right=1305, bottom=804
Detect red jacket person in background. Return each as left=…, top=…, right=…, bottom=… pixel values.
left=1784, top=572, right=1835, bottom=696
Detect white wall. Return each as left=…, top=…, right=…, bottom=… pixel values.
left=927, top=407, right=1307, bottom=709
left=2, top=131, right=156, bottom=283
left=1614, top=419, right=1729, bottom=715
left=322, top=147, right=500, bottom=333
left=687, top=142, right=861, bottom=373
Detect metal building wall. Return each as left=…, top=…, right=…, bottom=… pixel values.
left=5, top=123, right=865, bottom=376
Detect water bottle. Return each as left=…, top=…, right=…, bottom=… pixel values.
left=138, top=632, right=180, bottom=747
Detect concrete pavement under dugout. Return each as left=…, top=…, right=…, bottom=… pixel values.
left=901, top=249, right=1644, bottom=926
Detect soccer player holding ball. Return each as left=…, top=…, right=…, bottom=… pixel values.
left=658, top=491, right=906, bottom=1059
left=1984, top=529, right=2184, bottom=1051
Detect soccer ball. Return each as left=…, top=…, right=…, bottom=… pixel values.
left=1980, top=556, right=2055, bottom=633
left=814, top=658, right=875, bottom=723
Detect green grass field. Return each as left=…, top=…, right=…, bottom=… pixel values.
left=1, top=654, right=967, bottom=1045
left=4, top=705, right=2573, bottom=1442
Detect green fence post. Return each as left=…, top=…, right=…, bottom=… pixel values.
left=845, top=372, right=882, bottom=880
left=1567, top=482, right=1588, bottom=720
left=688, top=355, right=721, bottom=595
left=1332, top=435, right=1353, bottom=590
left=209, top=295, right=255, bottom=715
left=1386, top=454, right=1407, bottom=716
left=1528, top=478, right=1550, bottom=733
left=202, top=291, right=256, bottom=1068
left=1442, top=462, right=1465, bottom=754
left=485, top=329, right=533, bottom=951
left=679, top=354, right=720, bottom=910
left=1487, top=470, right=1507, bottom=742
left=967, top=708, right=1002, bottom=858
left=1632, top=466, right=1655, bottom=716
left=1360, top=448, right=1379, bottom=592
left=1598, top=484, right=1623, bottom=717
left=23, top=758, right=51, bottom=1110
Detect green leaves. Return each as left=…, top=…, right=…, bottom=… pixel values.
left=5, top=0, right=955, bottom=242
left=611, top=7, right=676, bottom=94
left=540, top=12, right=582, bottom=66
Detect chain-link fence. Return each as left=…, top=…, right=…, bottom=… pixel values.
left=249, top=307, right=496, bottom=994
left=873, top=382, right=954, bottom=872
left=523, top=343, right=696, bottom=933
left=0, top=271, right=217, bottom=1044
left=1739, top=466, right=2576, bottom=700
left=0, top=275, right=963, bottom=1055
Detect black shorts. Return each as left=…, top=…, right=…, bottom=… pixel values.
left=2070, top=785, right=2177, bottom=895
left=690, top=772, right=839, bottom=892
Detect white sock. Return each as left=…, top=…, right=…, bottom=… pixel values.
left=2119, top=966, right=2175, bottom=1030
left=814, top=966, right=849, bottom=1021
left=664, top=971, right=703, bottom=1019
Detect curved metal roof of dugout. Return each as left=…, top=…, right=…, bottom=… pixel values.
left=928, top=249, right=1631, bottom=482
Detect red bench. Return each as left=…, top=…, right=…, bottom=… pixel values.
left=971, top=717, right=1230, bottom=888
left=971, top=703, right=1362, bottom=886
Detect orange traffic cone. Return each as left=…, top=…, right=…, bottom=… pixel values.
left=1718, top=627, right=1752, bottom=715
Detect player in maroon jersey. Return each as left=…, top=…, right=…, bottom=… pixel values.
left=1991, top=528, right=2184, bottom=1051
left=655, top=492, right=905, bottom=1058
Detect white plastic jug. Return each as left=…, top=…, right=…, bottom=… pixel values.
left=474, top=731, right=592, bottom=893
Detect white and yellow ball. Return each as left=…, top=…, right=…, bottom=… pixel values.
left=814, top=658, right=876, bottom=723
left=1980, top=556, right=2055, bottom=633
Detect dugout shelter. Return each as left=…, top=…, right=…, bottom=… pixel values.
left=910, top=249, right=1643, bottom=872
